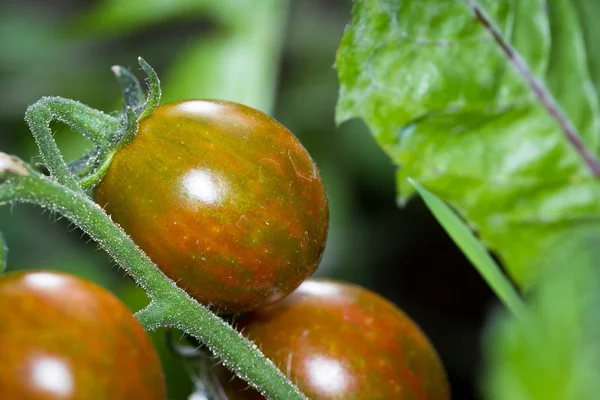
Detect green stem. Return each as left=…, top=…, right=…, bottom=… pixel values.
left=24, top=97, right=122, bottom=192
left=26, top=97, right=122, bottom=146
left=0, top=165, right=306, bottom=400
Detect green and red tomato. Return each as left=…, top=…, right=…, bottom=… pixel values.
left=96, top=100, right=329, bottom=314
left=0, top=270, right=165, bottom=399
left=219, top=279, right=450, bottom=399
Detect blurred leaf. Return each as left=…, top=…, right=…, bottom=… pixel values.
left=410, top=179, right=526, bottom=319
left=574, top=0, right=600, bottom=103
left=71, top=0, right=232, bottom=36
left=336, top=0, right=600, bottom=287
left=0, top=12, right=74, bottom=117
left=74, top=0, right=287, bottom=113
left=483, top=234, right=600, bottom=399
left=163, top=0, right=288, bottom=113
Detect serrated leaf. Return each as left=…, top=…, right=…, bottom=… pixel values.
left=482, top=235, right=600, bottom=400
left=336, top=0, right=600, bottom=287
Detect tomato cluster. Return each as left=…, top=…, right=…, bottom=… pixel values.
left=4, top=99, right=448, bottom=399
left=93, top=99, right=449, bottom=399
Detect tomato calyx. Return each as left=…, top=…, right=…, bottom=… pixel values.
left=111, top=57, right=162, bottom=145
left=64, top=57, right=162, bottom=190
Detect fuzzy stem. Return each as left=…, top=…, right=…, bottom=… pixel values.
left=24, top=97, right=122, bottom=192
left=26, top=97, right=122, bottom=145
left=0, top=165, right=307, bottom=400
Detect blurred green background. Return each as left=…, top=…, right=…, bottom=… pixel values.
left=0, top=1, right=494, bottom=399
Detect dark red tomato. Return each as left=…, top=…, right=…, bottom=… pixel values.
left=219, top=279, right=450, bottom=400
left=96, top=100, right=329, bottom=314
left=0, top=271, right=165, bottom=399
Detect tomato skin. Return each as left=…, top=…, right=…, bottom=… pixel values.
left=219, top=279, right=450, bottom=400
left=0, top=271, right=165, bottom=399
left=96, top=100, right=329, bottom=314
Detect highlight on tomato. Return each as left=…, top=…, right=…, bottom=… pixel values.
left=0, top=270, right=165, bottom=399
left=218, top=278, right=450, bottom=399
left=96, top=99, right=329, bottom=314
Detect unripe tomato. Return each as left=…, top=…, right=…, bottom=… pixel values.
left=219, top=279, right=450, bottom=400
left=0, top=271, right=165, bottom=399
left=96, top=100, right=329, bottom=314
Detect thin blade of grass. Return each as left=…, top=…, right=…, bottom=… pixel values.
left=409, top=178, right=527, bottom=319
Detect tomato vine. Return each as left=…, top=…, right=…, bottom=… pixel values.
left=0, top=58, right=307, bottom=400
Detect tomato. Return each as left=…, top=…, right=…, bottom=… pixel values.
left=0, top=271, right=165, bottom=399
left=96, top=100, right=329, bottom=314
left=218, top=279, right=450, bottom=400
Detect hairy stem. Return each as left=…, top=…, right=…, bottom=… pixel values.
left=26, top=97, right=122, bottom=146
left=24, top=97, right=123, bottom=192
left=0, top=167, right=306, bottom=400
left=465, top=0, right=600, bottom=177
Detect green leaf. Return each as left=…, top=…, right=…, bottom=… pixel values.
left=162, top=0, right=288, bottom=113
left=410, top=179, right=527, bottom=319
left=574, top=0, right=600, bottom=104
left=482, top=234, right=600, bottom=400
left=69, top=0, right=235, bottom=37
left=336, top=0, right=600, bottom=287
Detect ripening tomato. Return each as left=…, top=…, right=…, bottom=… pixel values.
left=0, top=271, right=165, bottom=399
left=219, top=279, right=450, bottom=400
left=96, top=100, right=329, bottom=314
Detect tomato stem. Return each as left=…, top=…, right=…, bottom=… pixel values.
left=24, top=96, right=123, bottom=192
left=25, top=96, right=122, bottom=147
left=0, top=157, right=308, bottom=400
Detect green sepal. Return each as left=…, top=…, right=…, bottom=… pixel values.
left=67, top=58, right=162, bottom=189
left=111, top=65, right=145, bottom=112
left=138, top=57, right=161, bottom=121
left=68, top=146, right=117, bottom=190
left=119, top=106, right=140, bottom=147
